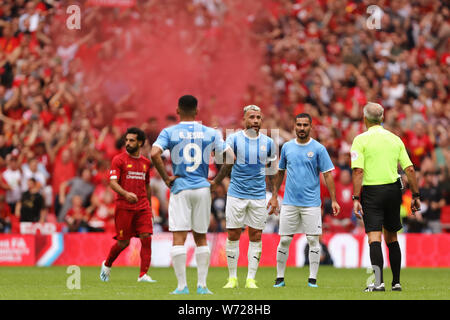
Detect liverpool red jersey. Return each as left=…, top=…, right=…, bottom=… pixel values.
left=109, top=152, right=151, bottom=211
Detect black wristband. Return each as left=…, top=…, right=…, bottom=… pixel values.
left=412, top=193, right=420, bottom=199
left=352, top=195, right=360, bottom=201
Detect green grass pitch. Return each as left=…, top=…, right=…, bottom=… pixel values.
left=0, top=266, right=449, bottom=300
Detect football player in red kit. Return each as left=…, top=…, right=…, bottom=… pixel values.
left=100, top=127, right=156, bottom=283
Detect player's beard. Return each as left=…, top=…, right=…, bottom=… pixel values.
left=126, top=145, right=139, bottom=155
left=296, top=129, right=310, bottom=140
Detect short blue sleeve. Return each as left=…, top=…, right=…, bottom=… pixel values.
left=318, top=145, right=334, bottom=173
left=153, top=128, right=170, bottom=151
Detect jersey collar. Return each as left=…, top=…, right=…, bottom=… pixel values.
left=367, top=125, right=383, bottom=131
left=294, top=137, right=312, bottom=146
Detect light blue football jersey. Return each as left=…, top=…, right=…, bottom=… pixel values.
left=226, top=130, right=277, bottom=199
left=153, top=121, right=228, bottom=194
left=278, top=138, right=334, bottom=207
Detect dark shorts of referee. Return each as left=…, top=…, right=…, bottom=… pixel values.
left=361, top=180, right=403, bottom=233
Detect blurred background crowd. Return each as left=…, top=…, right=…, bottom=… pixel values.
left=0, top=0, right=448, bottom=236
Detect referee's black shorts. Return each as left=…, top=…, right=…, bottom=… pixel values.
left=361, top=180, right=403, bottom=233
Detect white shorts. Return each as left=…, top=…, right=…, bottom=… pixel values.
left=226, top=195, right=267, bottom=230
left=168, top=187, right=211, bottom=234
left=278, top=205, right=322, bottom=236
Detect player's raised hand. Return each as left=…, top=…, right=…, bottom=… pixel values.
left=125, top=192, right=138, bottom=203
left=267, top=196, right=280, bottom=216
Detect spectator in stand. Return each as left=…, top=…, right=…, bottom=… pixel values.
left=2, top=153, right=22, bottom=213
left=15, top=177, right=46, bottom=223
left=65, top=195, right=89, bottom=232
left=58, top=168, right=94, bottom=222
left=420, top=170, right=446, bottom=233
left=87, top=187, right=115, bottom=233
left=325, top=169, right=355, bottom=233
left=0, top=193, right=12, bottom=232
left=402, top=120, right=434, bottom=170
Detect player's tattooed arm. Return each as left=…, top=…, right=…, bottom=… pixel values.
left=210, top=147, right=235, bottom=190
left=267, top=169, right=285, bottom=215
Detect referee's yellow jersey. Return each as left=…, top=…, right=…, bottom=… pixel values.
left=350, top=125, right=413, bottom=186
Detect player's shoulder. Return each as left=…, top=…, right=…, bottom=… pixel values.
left=112, top=152, right=127, bottom=162
left=310, top=138, right=326, bottom=150
left=259, top=131, right=274, bottom=143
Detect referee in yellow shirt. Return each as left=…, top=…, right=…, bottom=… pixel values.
left=351, top=102, right=421, bottom=292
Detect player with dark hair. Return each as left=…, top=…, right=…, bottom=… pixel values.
left=100, top=127, right=156, bottom=283
left=151, top=95, right=233, bottom=295
left=268, top=113, right=340, bottom=288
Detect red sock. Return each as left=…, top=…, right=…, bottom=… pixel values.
left=139, top=236, right=152, bottom=277
left=105, top=243, right=125, bottom=267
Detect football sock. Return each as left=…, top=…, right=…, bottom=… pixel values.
left=276, top=236, right=292, bottom=278
left=139, top=236, right=152, bottom=278
left=369, top=241, right=384, bottom=285
left=105, top=243, right=126, bottom=267
left=387, top=241, right=401, bottom=285
left=247, top=241, right=262, bottom=280
left=306, top=235, right=321, bottom=281
left=195, top=245, right=210, bottom=288
left=171, top=245, right=187, bottom=290
left=226, top=239, right=239, bottom=278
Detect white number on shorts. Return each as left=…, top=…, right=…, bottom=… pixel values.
left=183, top=143, right=202, bottom=172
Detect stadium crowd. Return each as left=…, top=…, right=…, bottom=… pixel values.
left=0, top=0, right=448, bottom=236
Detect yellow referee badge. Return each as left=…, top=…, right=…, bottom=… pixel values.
left=351, top=151, right=358, bottom=161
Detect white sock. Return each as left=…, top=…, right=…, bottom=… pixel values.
left=247, top=241, right=262, bottom=280
left=276, top=236, right=292, bottom=278
left=306, top=235, right=321, bottom=280
left=170, top=245, right=187, bottom=290
left=195, top=245, right=210, bottom=288
left=226, top=239, right=239, bottom=278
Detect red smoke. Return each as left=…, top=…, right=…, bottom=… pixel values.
left=73, top=0, right=268, bottom=128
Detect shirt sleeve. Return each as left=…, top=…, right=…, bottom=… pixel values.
left=153, top=128, right=170, bottom=151
left=318, top=146, right=335, bottom=173
left=350, top=136, right=365, bottom=169
left=398, top=139, right=413, bottom=170
left=278, top=144, right=287, bottom=170
left=109, top=156, right=122, bottom=181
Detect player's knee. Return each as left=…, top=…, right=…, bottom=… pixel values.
left=227, top=228, right=241, bottom=241
left=279, top=235, right=293, bottom=248
left=306, top=235, right=320, bottom=249
left=248, top=228, right=262, bottom=242
left=117, top=239, right=130, bottom=249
